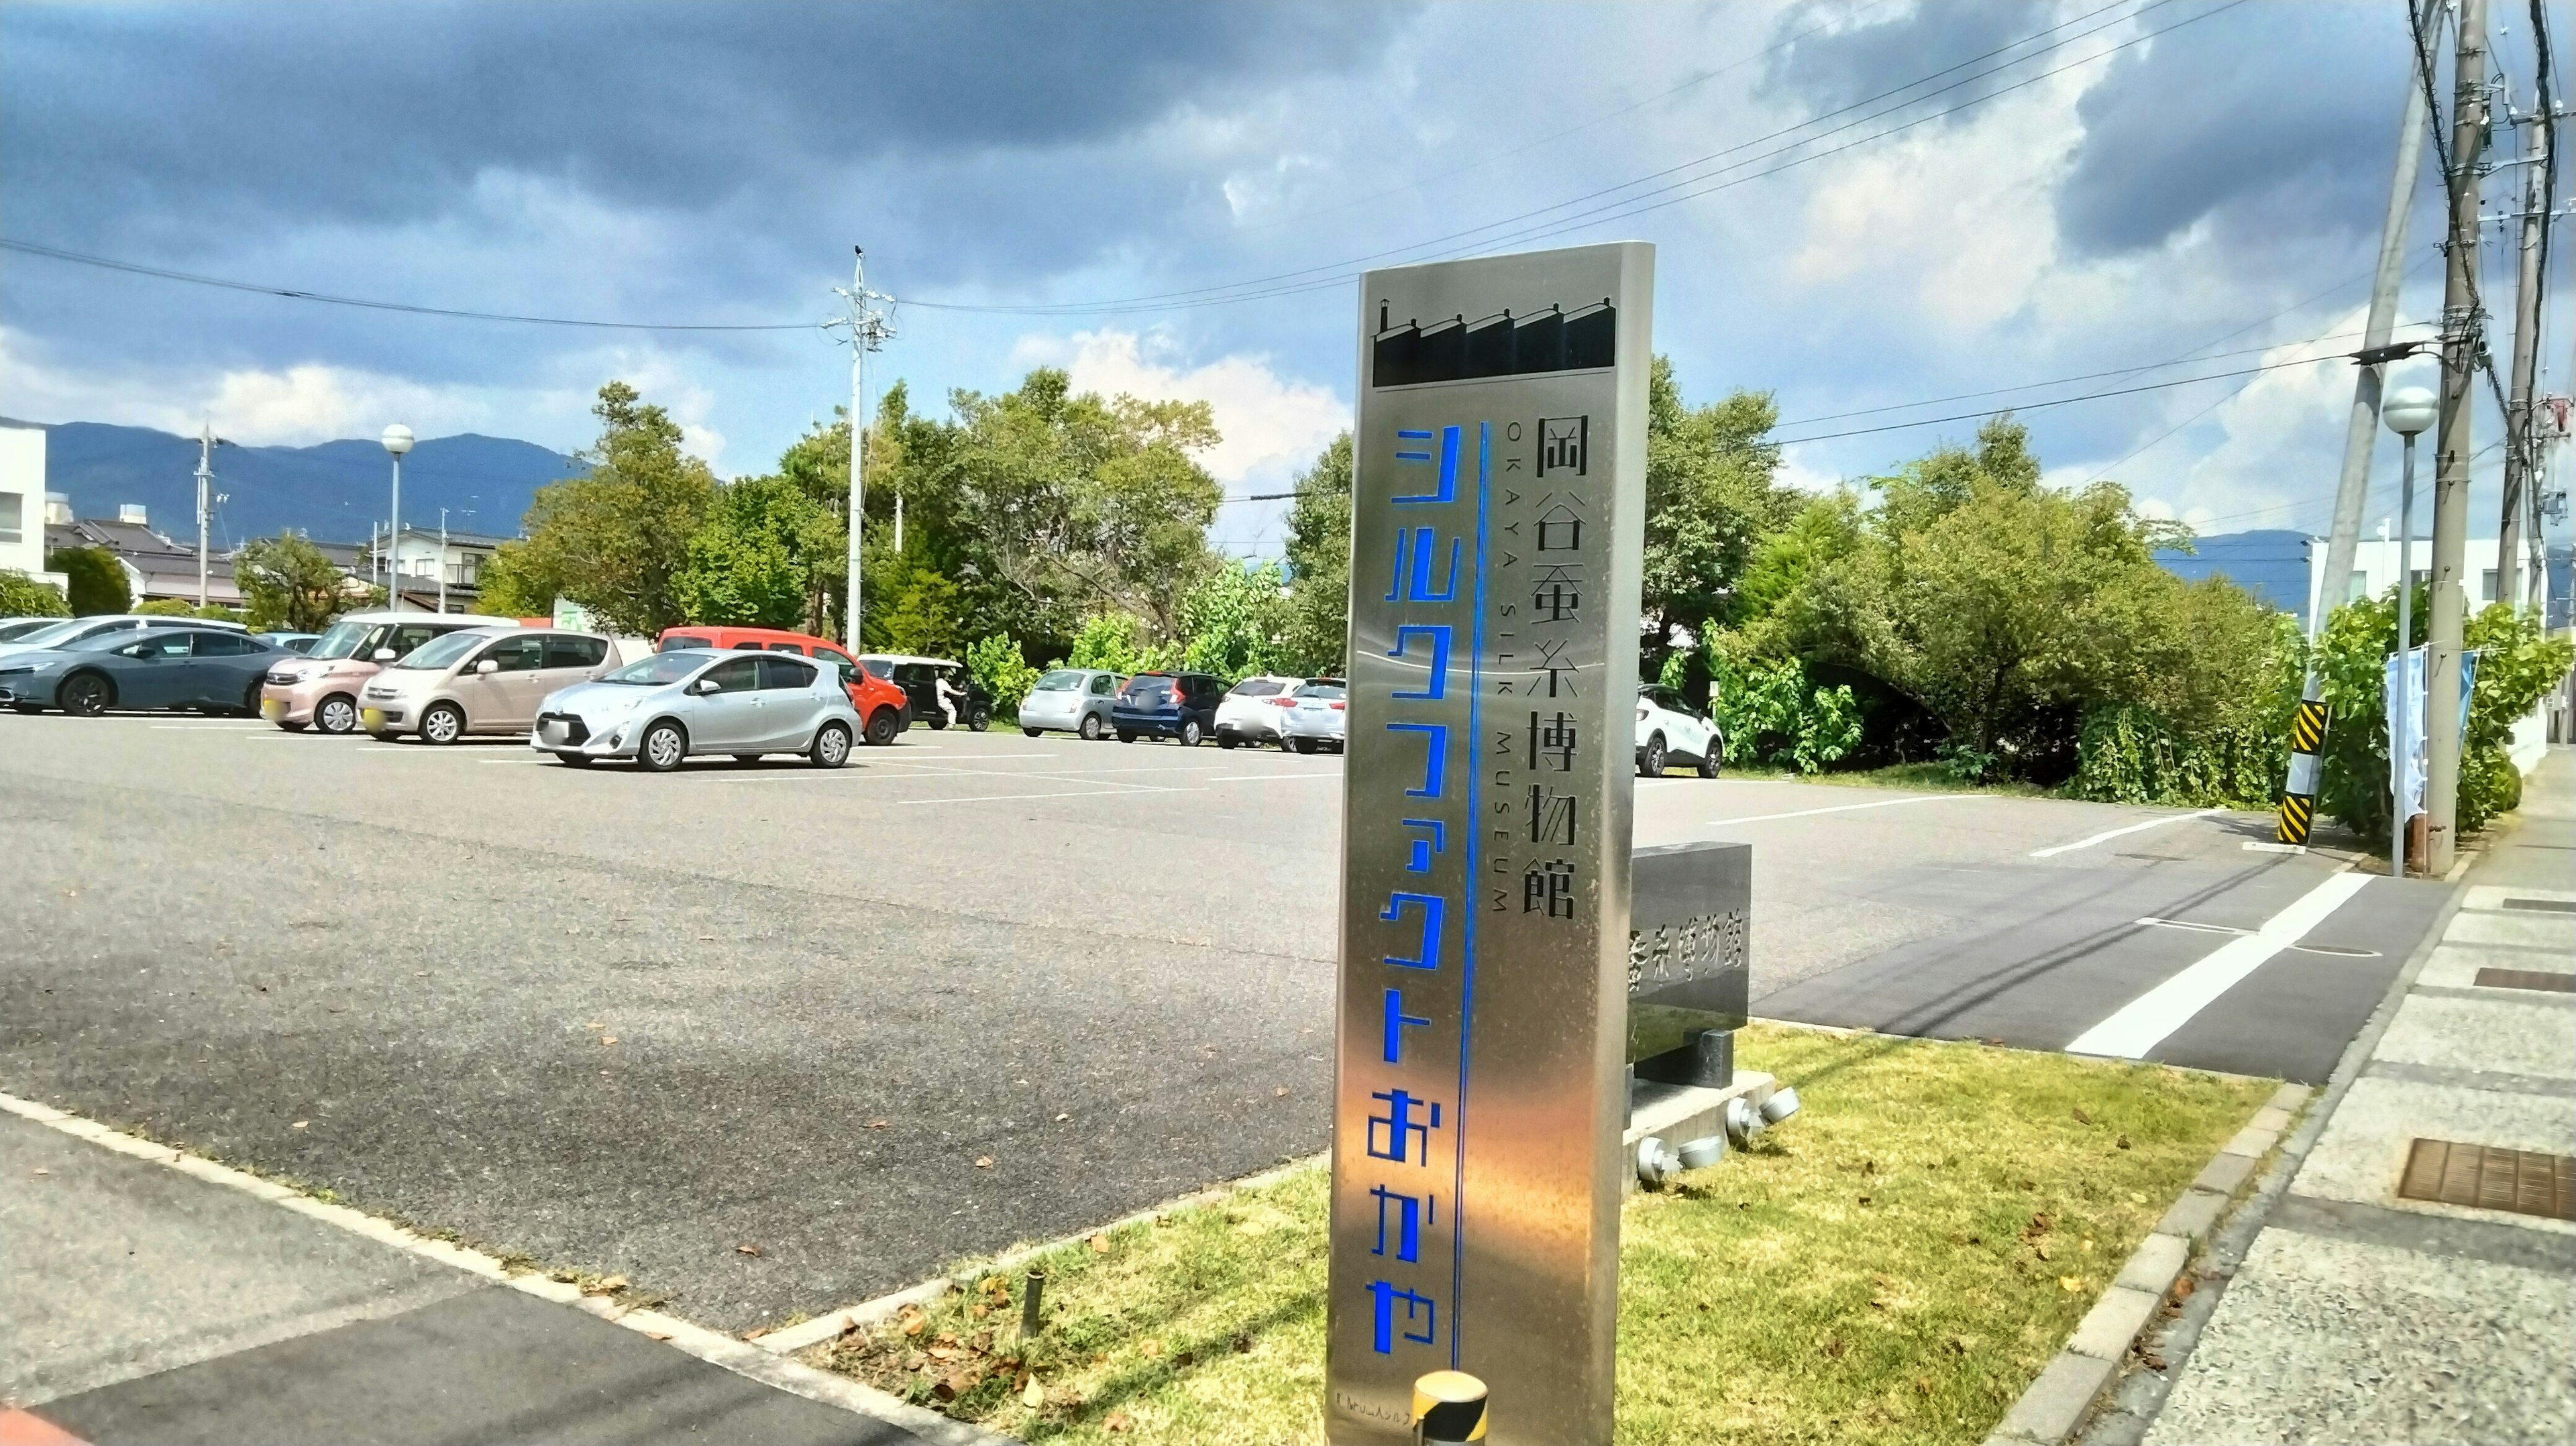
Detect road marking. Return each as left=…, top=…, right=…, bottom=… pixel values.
left=1209, top=772, right=1340, bottom=783
left=890, top=785, right=1201, bottom=805
left=2030, top=808, right=2223, bottom=858
left=2065, top=870, right=2374, bottom=1060
left=1706, top=794, right=1954, bottom=827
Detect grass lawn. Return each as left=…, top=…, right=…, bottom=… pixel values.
left=812, top=1024, right=2271, bottom=1445
left=1703, top=760, right=2061, bottom=797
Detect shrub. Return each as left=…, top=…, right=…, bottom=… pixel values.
left=2070, top=704, right=2282, bottom=808
left=46, top=546, right=129, bottom=615
left=965, top=632, right=1041, bottom=714
left=0, top=569, right=69, bottom=618
left=1708, top=655, right=1862, bottom=774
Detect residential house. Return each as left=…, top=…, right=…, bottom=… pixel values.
left=0, top=418, right=70, bottom=595
left=45, top=504, right=248, bottom=609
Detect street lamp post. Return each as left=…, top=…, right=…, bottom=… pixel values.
left=2382, top=386, right=2438, bottom=878
left=381, top=425, right=414, bottom=612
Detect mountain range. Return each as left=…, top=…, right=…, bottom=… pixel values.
left=21, top=420, right=579, bottom=545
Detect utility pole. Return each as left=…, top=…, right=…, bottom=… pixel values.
left=2500, top=13, right=2555, bottom=612
left=829, top=248, right=895, bottom=652
left=438, top=508, right=450, bottom=614
left=195, top=421, right=215, bottom=610
left=2428, top=0, right=2490, bottom=878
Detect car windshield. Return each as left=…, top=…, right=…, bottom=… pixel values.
left=1126, top=675, right=1172, bottom=696
left=305, top=620, right=379, bottom=660
left=5, top=619, right=93, bottom=649
left=0, top=618, right=68, bottom=643
left=1230, top=679, right=1283, bottom=697
left=1296, top=683, right=1346, bottom=700
left=659, top=634, right=713, bottom=652
left=1032, top=669, right=1085, bottom=692
left=600, top=653, right=706, bottom=686
left=393, top=630, right=492, bottom=671
left=66, top=629, right=149, bottom=653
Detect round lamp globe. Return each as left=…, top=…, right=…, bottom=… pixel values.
left=2381, top=386, right=2438, bottom=438
left=380, top=424, right=416, bottom=455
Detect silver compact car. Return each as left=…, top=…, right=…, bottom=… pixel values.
left=530, top=649, right=859, bottom=772
left=1016, top=667, right=1122, bottom=739
left=1279, top=679, right=1346, bottom=754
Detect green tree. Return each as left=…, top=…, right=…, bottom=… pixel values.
left=868, top=549, right=965, bottom=655
left=46, top=546, right=129, bottom=615
left=1179, top=559, right=1293, bottom=681
left=236, top=533, right=354, bottom=632
left=0, top=569, right=68, bottom=617
left=676, top=474, right=830, bottom=629
left=1642, top=357, right=1792, bottom=658
left=965, top=632, right=1041, bottom=714
left=475, top=382, right=718, bottom=634
left=1280, top=432, right=1354, bottom=675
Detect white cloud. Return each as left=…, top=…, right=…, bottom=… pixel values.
left=0, top=327, right=511, bottom=445
left=1010, top=328, right=1348, bottom=489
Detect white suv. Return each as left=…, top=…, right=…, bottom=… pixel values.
left=1214, top=674, right=1310, bottom=748
left=1635, top=685, right=1722, bottom=778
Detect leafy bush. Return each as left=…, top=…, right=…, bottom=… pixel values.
left=236, top=532, right=354, bottom=632
left=46, top=546, right=129, bottom=616
left=1177, top=560, right=1292, bottom=682
left=965, top=632, right=1041, bottom=714
left=2314, top=588, right=2573, bottom=840
left=1707, top=655, right=1862, bottom=774
left=0, top=569, right=68, bottom=618
left=1061, top=611, right=1180, bottom=677
left=2070, top=704, right=2282, bottom=808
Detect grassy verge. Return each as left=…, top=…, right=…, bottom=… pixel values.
left=811, top=1025, right=2269, bottom=1444
left=1704, top=761, right=2059, bottom=797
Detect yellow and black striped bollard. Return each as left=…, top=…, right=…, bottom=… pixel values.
left=2276, top=698, right=2328, bottom=845
left=1412, top=1371, right=1488, bottom=1444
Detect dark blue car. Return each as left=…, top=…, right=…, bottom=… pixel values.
left=1112, top=671, right=1224, bottom=746
left=0, top=626, right=290, bottom=716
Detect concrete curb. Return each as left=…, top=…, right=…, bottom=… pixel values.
left=0, top=1090, right=1015, bottom=1446
left=1978, top=1079, right=2312, bottom=1446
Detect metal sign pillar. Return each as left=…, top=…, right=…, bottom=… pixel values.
left=1327, top=242, right=1652, bottom=1446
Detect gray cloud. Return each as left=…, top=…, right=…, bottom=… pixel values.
left=1758, top=0, right=2055, bottom=124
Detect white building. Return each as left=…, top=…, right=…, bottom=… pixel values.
left=2304, top=535, right=2526, bottom=623
left=0, top=419, right=70, bottom=597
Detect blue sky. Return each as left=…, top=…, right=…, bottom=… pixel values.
left=2, top=1, right=2551, bottom=554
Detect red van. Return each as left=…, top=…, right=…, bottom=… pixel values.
left=655, top=625, right=910, bottom=746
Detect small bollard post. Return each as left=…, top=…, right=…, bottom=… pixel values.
left=1018, top=1268, right=1046, bottom=1339
left=1412, top=1370, right=1487, bottom=1444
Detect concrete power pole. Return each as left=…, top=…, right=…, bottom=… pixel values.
left=195, top=421, right=214, bottom=610
left=2428, top=0, right=2491, bottom=878
left=2500, top=33, right=2554, bottom=612
left=830, top=248, right=895, bottom=652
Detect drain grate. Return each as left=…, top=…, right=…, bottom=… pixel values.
left=2398, top=1139, right=2576, bottom=1220
left=2501, top=897, right=2576, bottom=913
left=2474, top=967, right=2576, bottom=993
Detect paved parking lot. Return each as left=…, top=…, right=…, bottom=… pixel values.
left=0, top=712, right=2444, bottom=1333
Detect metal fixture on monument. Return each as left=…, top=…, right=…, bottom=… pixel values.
left=1327, top=241, right=1652, bottom=1446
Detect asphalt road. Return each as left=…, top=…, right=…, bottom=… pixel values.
left=0, top=712, right=2443, bottom=1335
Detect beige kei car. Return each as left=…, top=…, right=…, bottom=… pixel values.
left=360, top=627, right=625, bottom=743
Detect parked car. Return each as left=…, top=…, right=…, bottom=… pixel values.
left=0, top=626, right=290, bottom=716
left=360, top=628, right=622, bottom=742
left=0, top=617, right=72, bottom=645
left=1112, top=671, right=1224, bottom=745
left=531, top=649, right=859, bottom=772
left=256, top=631, right=323, bottom=655
left=1279, top=679, right=1347, bottom=754
left=1016, top=667, right=1123, bottom=739
left=259, top=612, right=513, bottom=734
left=1214, top=675, right=1312, bottom=748
left=1635, top=685, right=1723, bottom=778
left=0, top=612, right=249, bottom=661
left=859, top=654, right=990, bottom=730
left=658, top=625, right=909, bottom=746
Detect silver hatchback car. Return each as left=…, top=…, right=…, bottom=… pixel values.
left=530, top=649, right=860, bottom=771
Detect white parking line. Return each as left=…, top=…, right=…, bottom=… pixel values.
left=890, top=785, right=1201, bottom=805
left=2029, top=808, right=2222, bottom=858
left=1209, top=772, right=1340, bottom=783
left=1706, top=794, right=1955, bottom=827
left=2064, top=870, right=2373, bottom=1060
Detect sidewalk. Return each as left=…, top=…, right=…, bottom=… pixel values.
left=0, top=1103, right=941, bottom=1445
left=2137, top=746, right=2576, bottom=1444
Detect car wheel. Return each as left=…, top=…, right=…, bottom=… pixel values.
left=1697, top=746, right=1721, bottom=779
left=239, top=679, right=264, bottom=717
left=864, top=708, right=902, bottom=746
left=1179, top=718, right=1203, bottom=747
left=1023, top=727, right=1042, bottom=738
left=811, top=720, right=853, bottom=769
left=967, top=707, right=989, bottom=732
left=422, top=702, right=466, bottom=745
left=61, top=673, right=113, bottom=717
left=927, top=713, right=949, bottom=730
left=1218, top=734, right=1238, bottom=750
left=1640, top=734, right=1666, bottom=778
left=1079, top=713, right=1105, bottom=741
left=637, top=720, right=688, bottom=772
left=1118, top=730, right=1136, bottom=744
left=315, top=693, right=358, bottom=735
left=1292, top=736, right=1316, bottom=755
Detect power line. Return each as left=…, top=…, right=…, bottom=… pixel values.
left=0, top=238, right=820, bottom=333
left=1770, top=353, right=2336, bottom=447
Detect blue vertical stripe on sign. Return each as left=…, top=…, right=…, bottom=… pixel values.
left=1453, top=419, right=1491, bottom=1366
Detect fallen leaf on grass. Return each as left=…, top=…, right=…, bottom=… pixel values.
left=2117, top=1134, right=2133, bottom=1150
left=736, top=1243, right=763, bottom=1257
left=2169, top=1276, right=2196, bottom=1304
left=1821, top=1337, right=1847, bottom=1359
left=1088, top=1234, right=1110, bottom=1254
left=1022, top=1378, right=1045, bottom=1408
left=1231, top=1332, right=1252, bottom=1353
left=1139, top=1339, right=1162, bottom=1358
left=2072, top=1107, right=2092, bottom=1125
left=2058, top=1276, right=2088, bottom=1293
left=1105, top=1412, right=1131, bottom=1433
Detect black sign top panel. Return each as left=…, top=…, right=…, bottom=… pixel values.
left=1370, top=300, right=1615, bottom=389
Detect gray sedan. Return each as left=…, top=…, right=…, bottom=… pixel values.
left=530, top=648, right=859, bottom=771
left=0, top=626, right=289, bottom=716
